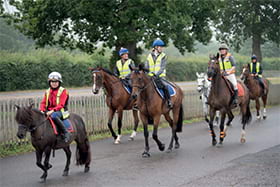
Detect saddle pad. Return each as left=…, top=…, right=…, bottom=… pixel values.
left=63, top=119, right=74, bottom=133
left=48, top=118, right=74, bottom=134
left=154, top=81, right=176, bottom=99
left=237, top=83, right=245, bottom=97
left=122, top=84, right=132, bottom=94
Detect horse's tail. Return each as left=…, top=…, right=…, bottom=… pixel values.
left=176, top=104, right=184, bottom=132
left=76, top=137, right=91, bottom=166
left=242, top=101, right=252, bottom=125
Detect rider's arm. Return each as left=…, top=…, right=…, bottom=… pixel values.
left=113, top=66, right=120, bottom=77
left=228, top=56, right=236, bottom=74
left=52, top=89, right=68, bottom=112
left=156, top=55, right=167, bottom=76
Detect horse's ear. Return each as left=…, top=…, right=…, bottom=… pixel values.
left=216, top=53, right=219, bottom=59
left=196, top=72, right=199, bottom=77
left=15, top=105, right=20, bottom=110
left=138, top=63, right=145, bottom=71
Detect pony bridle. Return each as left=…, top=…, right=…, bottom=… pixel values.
left=18, top=118, right=47, bottom=132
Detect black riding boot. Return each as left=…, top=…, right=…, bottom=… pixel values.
left=232, top=90, right=238, bottom=106
left=163, top=86, right=173, bottom=109
left=53, top=117, right=70, bottom=142
left=258, top=78, right=266, bottom=94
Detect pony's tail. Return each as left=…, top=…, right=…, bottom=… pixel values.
left=176, top=104, right=184, bottom=132
left=242, top=102, right=252, bottom=125
left=76, top=137, right=91, bottom=166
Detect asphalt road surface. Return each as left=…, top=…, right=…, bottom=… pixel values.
left=0, top=81, right=196, bottom=99
left=0, top=107, right=279, bottom=187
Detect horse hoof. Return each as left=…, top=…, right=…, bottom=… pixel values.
left=128, top=137, right=134, bottom=141
left=257, top=116, right=261, bottom=120
left=166, top=148, right=172, bottom=153
left=175, top=143, right=180, bottom=149
left=240, top=138, right=246, bottom=143
left=114, top=140, right=120, bottom=144
left=142, top=152, right=150, bottom=158
left=159, top=144, right=165, bottom=151
left=39, top=178, right=46, bottom=183
left=84, top=166, right=90, bottom=173
left=47, top=164, right=52, bottom=170
left=212, top=139, right=217, bottom=146
left=219, top=141, right=223, bottom=145
left=62, top=171, right=69, bottom=176
left=263, top=116, right=267, bottom=120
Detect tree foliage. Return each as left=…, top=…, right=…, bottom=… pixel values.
left=215, top=0, right=280, bottom=62
left=4, top=0, right=218, bottom=67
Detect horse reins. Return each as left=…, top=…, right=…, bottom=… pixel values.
left=19, top=117, right=48, bottom=132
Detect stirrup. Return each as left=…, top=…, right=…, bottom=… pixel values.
left=62, top=132, right=70, bottom=143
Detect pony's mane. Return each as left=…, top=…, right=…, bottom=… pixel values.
left=102, top=68, right=117, bottom=77
left=15, top=106, right=44, bottom=124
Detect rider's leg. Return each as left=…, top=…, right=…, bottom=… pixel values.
left=258, top=76, right=265, bottom=94
left=226, top=74, right=238, bottom=105
left=51, top=112, right=70, bottom=142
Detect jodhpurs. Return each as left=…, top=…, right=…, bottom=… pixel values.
left=225, top=74, right=238, bottom=90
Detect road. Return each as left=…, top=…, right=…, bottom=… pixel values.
left=0, top=107, right=279, bottom=187
left=0, top=81, right=196, bottom=99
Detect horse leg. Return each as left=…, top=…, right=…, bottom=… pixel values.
left=209, top=107, right=217, bottom=146
left=203, top=99, right=209, bottom=123
left=164, top=113, right=176, bottom=152
left=36, top=150, right=47, bottom=182
left=219, top=111, right=227, bottom=145
left=152, top=115, right=165, bottom=152
left=140, top=114, right=150, bottom=157
left=114, top=110, right=123, bottom=144
left=107, top=108, right=117, bottom=140
left=224, top=110, right=234, bottom=134
left=40, top=147, right=52, bottom=182
left=262, top=94, right=267, bottom=119
left=256, top=99, right=261, bottom=120
left=129, top=110, right=139, bottom=140
left=214, top=110, right=220, bottom=126
left=62, top=146, right=71, bottom=176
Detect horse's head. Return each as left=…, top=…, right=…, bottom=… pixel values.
left=15, top=104, right=34, bottom=139
left=207, top=53, right=220, bottom=79
left=130, top=64, right=149, bottom=99
left=89, top=67, right=104, bottom=94
left=196, top=72, right=207, bottom=93
left=240, top=64, right=250, bottom=80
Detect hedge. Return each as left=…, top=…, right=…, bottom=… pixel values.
left=0, top=50, right=279, bottom=91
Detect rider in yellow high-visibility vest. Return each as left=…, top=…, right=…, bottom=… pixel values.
left=218, top=43, right=238, bottom=106
left=114, top=48, right=135, bottom=79
left=40, top=72, right=70, bottom=142
left=145, top=39, right=172, bottom=108
left=249, top=55, right=266, bottom=94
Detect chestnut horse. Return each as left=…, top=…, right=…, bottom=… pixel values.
left=207, top=54, right=252, bottom=146
left=16, top=104, right=91, bottom=182
left=130, top=64, right=184, bottom=157
left=89, top=67, right=139, bottom=144
left=240, top=65, right=269, bottom=119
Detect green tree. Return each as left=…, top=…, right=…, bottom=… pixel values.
left=215, top=0, right=280, bottom=62
left=4, top=0, right=218, bottom=68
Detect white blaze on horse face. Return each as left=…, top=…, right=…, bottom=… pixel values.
left=92, top=73, right=96, bottom=92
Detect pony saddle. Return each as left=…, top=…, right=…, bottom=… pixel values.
left=49, top=118, right=74, bottom=135
left=222, top=76, right=244, bottom=97
left=152, top=78, right=176, bottom=99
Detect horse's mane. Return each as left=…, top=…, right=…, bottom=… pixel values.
left=15, top=106, right=44, bottom=124
left=102, top=68, right=118, bottom=77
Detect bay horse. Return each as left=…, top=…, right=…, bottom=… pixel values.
left=89, top=67, right=139, bottom=144
left=207, top=54, right=252, bottom=146
left=130, top=64, right=184, bottom=157
left=196, top=72, right=220, bottom=126
left=240, top=65, right=269, bottom=119
left=16, top=104, right=91, bottom=182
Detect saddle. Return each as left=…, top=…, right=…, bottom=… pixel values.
left=152, top=78, right=176, bottom=99
left=49, top=118, right=74, bottom=135
left=121, top=79, right=132, bottom=94
left=222, top=76, right=245, bottom=97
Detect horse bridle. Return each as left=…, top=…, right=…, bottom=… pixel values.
left=18, top=118, right=48, bottom=132
left=92, top=70, right=121, bottom=86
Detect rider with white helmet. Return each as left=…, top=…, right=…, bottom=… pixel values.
left=40, top=72, right=70, bottom=142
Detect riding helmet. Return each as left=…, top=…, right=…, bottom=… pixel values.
left=152, top=39, right=165, bottom=47
left=48, top=72, right=63, bottom=82
left=119, top=48, right=129, bottom=56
